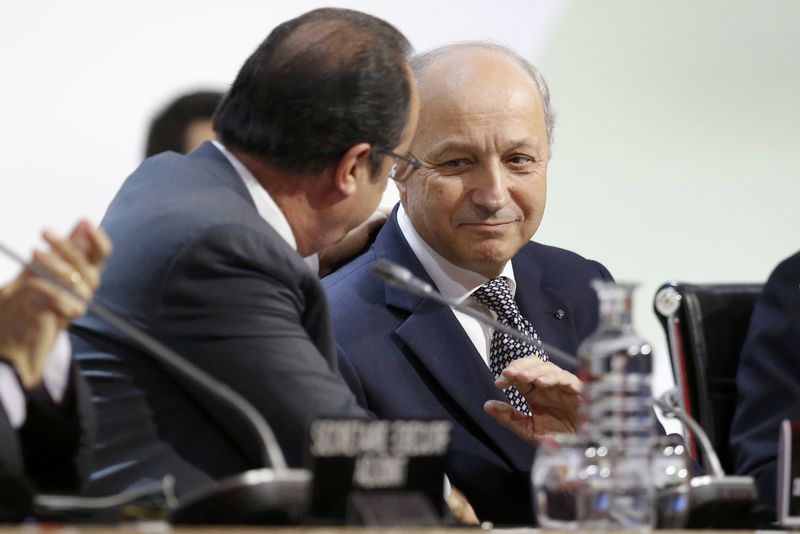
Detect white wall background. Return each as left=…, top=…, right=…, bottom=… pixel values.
left=532, top=0, right=800, bottom=421
left=2, top=0, right=799, bottom=428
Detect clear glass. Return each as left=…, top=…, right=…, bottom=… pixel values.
left=531, top=434, right=582, bottom=529
left=652, top=435, right=690, bottom=528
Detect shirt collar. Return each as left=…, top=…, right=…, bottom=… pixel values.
left=396, top=204, right=516, bottom=304
left=213, top=140, right=297, bottom=251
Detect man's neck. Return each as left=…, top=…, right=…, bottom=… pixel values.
left=232, top=149, right=324, bottom=257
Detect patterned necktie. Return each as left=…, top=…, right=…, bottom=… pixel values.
left=472, top=277, right=549, bottom=415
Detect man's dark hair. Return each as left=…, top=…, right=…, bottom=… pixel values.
left=145, top=91, right=223, bottom=158
left=213, top=8, right=413, bottom=176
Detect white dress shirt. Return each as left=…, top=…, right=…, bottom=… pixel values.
left=213, top=141, right=319, bottom=272
left=396, top=205, right=517, bottom=368
left=0, top=331, right=72, bottom=428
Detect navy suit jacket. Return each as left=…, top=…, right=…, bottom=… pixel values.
left=323, top=210, right=612, bottom=524
left=731, top=250, right=800, bottom=509
left=72, top=142, right=366, bottom=496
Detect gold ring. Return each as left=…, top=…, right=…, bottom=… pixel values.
left=69, top=271, right=83, bottom=286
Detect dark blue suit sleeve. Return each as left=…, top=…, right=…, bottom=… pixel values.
left=731, top=251, right=800, bottom=508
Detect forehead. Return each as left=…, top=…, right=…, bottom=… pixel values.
left=415, top=50, right=546, bottom=144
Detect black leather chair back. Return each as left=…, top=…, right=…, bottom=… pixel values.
left=654, top=282, right=762, bottom=474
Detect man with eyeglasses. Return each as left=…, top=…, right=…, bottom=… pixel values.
left=70, top=8, right=421, bottom=498
left=324, top=43, right=613, bottom=524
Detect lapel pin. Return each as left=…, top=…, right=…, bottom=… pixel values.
left=554, top=309, right=566, bottom=320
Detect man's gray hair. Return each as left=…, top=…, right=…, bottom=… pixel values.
left=411, top=41, right=555, bottom=148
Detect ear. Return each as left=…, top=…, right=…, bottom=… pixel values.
left=333, top=142, right=373, bottom=197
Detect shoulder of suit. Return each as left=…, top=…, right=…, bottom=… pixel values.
left=774, top=250, right=800, bottom=277
left=517, top=240, right=599, bottom=264
left=137, top=150, right=194, bottom=173
left=517, top=241, right=611, bottom=280
left=322, top=248, right=381, bottom=293
left=761, top=249, right=800, bottom=305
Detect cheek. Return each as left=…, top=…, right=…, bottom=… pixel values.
left=406, top=177, right=462, bottom=224
left=430, top=175, right=467, bottom=206
left=518, top=178, right=547, bottom=217
left=517, top=182, right=547, bottom=237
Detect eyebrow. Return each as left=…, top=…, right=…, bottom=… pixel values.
left=425, top=138, right=544, bottom=160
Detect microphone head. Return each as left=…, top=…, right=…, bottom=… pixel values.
left=371, top=259, right=433, bottom=298
left=371, top=259, right=413, bottom=289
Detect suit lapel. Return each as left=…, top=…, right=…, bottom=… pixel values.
left=376, top=211, right=535, bottom=470
left=513, top=251, right=580, bottom=372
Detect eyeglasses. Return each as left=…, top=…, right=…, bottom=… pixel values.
left=377, top=148, right=422, bottom=182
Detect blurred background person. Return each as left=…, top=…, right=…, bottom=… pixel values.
left=731, top=250, right=800, bottom=514
left=144, top=90, right=223, bottom=158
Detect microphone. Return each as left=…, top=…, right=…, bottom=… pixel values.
left=0, top=240, right=310, bottom=524
left=371, top=259, right=578, bottom=369
left=653, top=390, right=725, bottom=478
left=654, top=389, right=760, bottom=528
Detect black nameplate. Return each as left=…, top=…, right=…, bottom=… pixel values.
left=306, top=419, right=451, bottom=524
left=778, top=419, right=800, bottom=526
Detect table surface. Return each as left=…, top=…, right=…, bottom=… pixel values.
left=0, top=527, right=784, bottom=534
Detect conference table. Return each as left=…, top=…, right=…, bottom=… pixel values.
left=0, top=527, right=782, bottom=533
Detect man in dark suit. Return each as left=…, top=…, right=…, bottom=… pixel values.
left=1, top=221, right=109, bottom=516
left=731, top=250, right=800, bottom=511
left=71, top=8, right=422, bottom=497
left=324, top=43, right=611, bottom=524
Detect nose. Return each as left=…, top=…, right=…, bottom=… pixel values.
left=469, top=159, right=509, bottom=212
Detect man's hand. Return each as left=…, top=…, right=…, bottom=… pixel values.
left=0, top=220, right=111, bottom=389
left=484, top=356, right=582, bottom=446
left=317, top=207, right=389, bottom=276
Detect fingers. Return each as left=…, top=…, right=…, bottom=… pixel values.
left=21, top=222, right=109, bottom=312
left=317, top=208, right=388, bottom=275
left=29, top=249, right=90, bottom=303
left=22, top=275, right=86, bottom=321
left=41, top=221, right=110, bottom=300
left=484, top=399, right=515, bottom=419
left=484, top=399, right=539, bottom=445
left=496, top=357, right=583, bottom=396
left=351, top=208, right=388, bottom=242
left=68, top=219, right=113, bottom=265
left=42, top=230, right=99, bottom=293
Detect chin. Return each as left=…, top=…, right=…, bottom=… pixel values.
left=458, top=245, right=516, bottom=275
